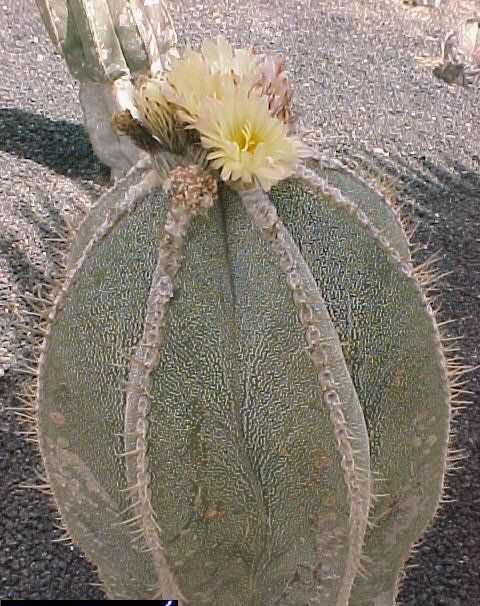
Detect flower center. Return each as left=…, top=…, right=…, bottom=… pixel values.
left=233, top=121, right=260, bottom=153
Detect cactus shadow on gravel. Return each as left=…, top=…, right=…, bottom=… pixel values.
left=0, top=107, right=110, bottom=183
left=0, top=106, right=111, bottom=372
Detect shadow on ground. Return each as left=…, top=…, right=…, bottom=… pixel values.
left=0, top=107, right=109, bottom=182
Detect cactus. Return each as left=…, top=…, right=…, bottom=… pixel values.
left=21, top=139, right=456, bottom=605
left=403, top=0, right=443, bottom=7
left=16, top=5, right=462, bottom=605
left=433, top=17, right=480, bottom=87
left=35, top=0, right=178, bottom=179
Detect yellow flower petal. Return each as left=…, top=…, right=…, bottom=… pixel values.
left=165, top=49, right=234, bottom=122
left=201, top=35, right=234, bottom=74
left=233, top=48, right=261, bottom=80
left=201, top=36, right=261, bottom=81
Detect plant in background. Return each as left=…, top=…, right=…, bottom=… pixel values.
left=433, top=17, right=480, bottom=86
left=404, top=0, right=443, bottom=7
left=13, top=2, right=466, bottom=605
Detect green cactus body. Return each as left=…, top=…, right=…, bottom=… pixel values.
left=308, top=160, right=410, bottom=260
left=33, top=158, right=450, bottom=604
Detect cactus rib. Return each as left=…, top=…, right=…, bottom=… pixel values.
left=239, top=186, right=372, bottom=605
left=122, top=166, right=217, bottom=563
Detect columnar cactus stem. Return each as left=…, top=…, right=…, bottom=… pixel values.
left=36, top=0, right=179, bottom=178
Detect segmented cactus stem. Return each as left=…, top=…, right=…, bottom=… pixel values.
left=129, top=0, right=178, bottom=74
left=239, top=187, right=371, bottom=606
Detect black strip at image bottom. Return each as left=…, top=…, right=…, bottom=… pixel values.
left=2, top=601, right=179, bottom=605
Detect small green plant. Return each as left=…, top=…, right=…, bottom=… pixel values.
left=14, top=4, right=464, bottom=605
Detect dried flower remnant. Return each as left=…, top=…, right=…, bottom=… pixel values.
left=112, top=110, right=159, bottom=153
left=252, top=56, right=293, bottom=124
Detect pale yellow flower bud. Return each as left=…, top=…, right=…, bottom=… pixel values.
left=134, top=76, right=176, bottom=146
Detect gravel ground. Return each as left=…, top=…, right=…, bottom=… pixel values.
left=1, top=0, right=479, bottom=603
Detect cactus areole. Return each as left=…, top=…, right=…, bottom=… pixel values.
left=32, top=37, right=451, bottom=605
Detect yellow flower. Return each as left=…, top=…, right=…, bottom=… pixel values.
left=164, top=49, right=232, bottom=123
left=194, top=84, right=309, bottom=191
left=164, top=37, right=262, bottom=124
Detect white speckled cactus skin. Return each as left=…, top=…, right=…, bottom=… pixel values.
left=30, top=3, right=454, bottom=604
left=29, top=156, right=453, bottom=604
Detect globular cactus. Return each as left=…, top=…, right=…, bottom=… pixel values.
left=18, top=8, right=460, bottom=606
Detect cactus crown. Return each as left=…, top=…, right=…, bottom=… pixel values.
left=112, top=35, right=309, bottom=192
